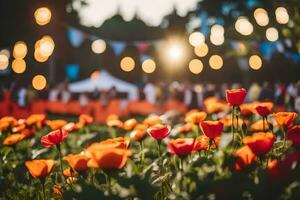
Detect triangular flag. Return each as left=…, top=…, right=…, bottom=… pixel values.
left=67, top=28, right=85, bottom=48
left=109, top=41, right=126, bottom=56
left=135, top=41, right=150, bottom=54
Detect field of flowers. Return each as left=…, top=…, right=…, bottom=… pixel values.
left=1, top=88, right=300, bottom=200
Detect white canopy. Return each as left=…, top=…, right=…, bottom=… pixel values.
left=69, top=70, right=138, bottom=100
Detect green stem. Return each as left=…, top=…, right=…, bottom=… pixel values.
left=157, top=140, right=161, bottom=158
left=281, top=127, right=286, bottom=149
left=139, top=141, right=144, bottom=169
left=56, top=144, right=65, bottom=184
left=263, top=117, right=266, bottom=132
left=40, top=179, right=46, bottom=200
left=104, top=172, right=111, bottom=195
left=231, top=106, right=235, bottom=143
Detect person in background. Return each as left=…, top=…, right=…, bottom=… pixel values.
left=26, top=85, right=36, bottom=109
left=294, top=81, right=300, bottom=113
left=287, top=82, right=298, bottom=111
left=183, top=81, right=192, bottom=108
left=79, top=92, right=89, bottom=107
left=61, top=84, right=71, bottom=103
left=17, top=87, right=27, bottom=107
left=274, top=82, right=286, bottom=110
left=48, top=85, right=59, bottom=102
left=259, top=82, right=274, bottom=101
left=144, top=81, right=156, bottom=105
left=247, top=82, right=261, bottom=102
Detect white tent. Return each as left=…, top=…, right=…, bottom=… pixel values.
left=69, top=70, right=138, bottom=100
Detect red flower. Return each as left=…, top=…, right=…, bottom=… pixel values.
left=167, top=138, right=194, bottom=156
left=41, top=129, right=68, bottom=148
left=242, top=132, right=275, bottom=156
left=272, top=112, right=298, bottom=127
left=147, top=124, right=171, bottom=140
left=234, top=146, right=256, bottom=170
left=200, top=121, right=224, bottom=139
left=255, top=102, right=273, bottom=117
left=286, top=125, right=300, bottom=147
left=225, top=88, right=247, bottom=106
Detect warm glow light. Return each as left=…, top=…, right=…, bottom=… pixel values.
left=266, top=27, right=279, bottom=42
left=0, top=49, right=10, bottom=58
left=249, top=55, right=262, bottom=70
left=91, top=71, right=100, bottom=80
left=12, top=59, right=26, bottom=74
left=275, top=7, right=289, bottom=24
left=120, top=57, right=135, bottom=72
left=167, top=43, right=184, bottom=61
left=38, top=36, right=55, bottom=57
left=211, top=24, right=224, bottom=37
left=189, top=59, right=203, bottom=74
left=254, top=8, right=269, bottom=26
left=189, top=32, right=205, bottom=47
left=13, top=41, right=27, bottom=59
left=142, top=59, right=156, bottom=73
left=209, top=55, right=223, bottom=70
left=34, top=50, right=49, bottom=63
left=91, top=39, right=106, bottom=54
left=34, top=7, right=52, bottom=26
left=194, top=43, right=208, bottom=57
left=210, top=35, right=224, bottom=46
left=0, top=54, right=9, bottom=70
left=32, top=75, right=47, bottom=90
left=235, top=17, right=253, bottom=36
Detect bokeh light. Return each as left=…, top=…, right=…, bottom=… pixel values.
left=189, top=59, right=203, bottom=74
left=34, top=7, right=52, bottom=26
left=209, top=55, right=223, bottom=70
left=210, top=35, right=224, bottom=46
left=249, top=55, right=262, bottom=70
left=194, top=43, right=208, bottom=57
left=0, top=54, right=9, bottom=70
left=166, top=43, right=184, bottom=61
left=32, top=75, right=47, bottom=90
left=34, top=49, right=49, bottom=63
left=189, top=32, right=205, bottom=47
left=275, top=7, right=289, bottom=24
left=0, top=49, right=10, bottom=58
left=235, top=17, right=253, bottom=36
left=210, top=24, right=224, bottom=37
left=266, top=27, right=279, bottom=42
left=39, top=36, right=55, bottom=57
left=254, top=8, right=269, bottom=26
left=91, top=39, right=106, bottom=54
left=90, top=71, right=100, bottom=80
left=120, top=57, right=135, bottom=72
left=142, top=59, right=156, bottom=74
left=12, top=59, right=26, bottom=74
left=13, top=41, right=27, bottom=59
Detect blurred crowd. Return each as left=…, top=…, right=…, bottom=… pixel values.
left=1, top=80, right=300, bottom=114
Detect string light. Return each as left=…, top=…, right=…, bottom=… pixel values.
left=0, top=54, right=9, bottom=70
left=34, top=50, right=49, bottom=63
left=39, top=36, right=55, bottom=57
left=249, top=55, right=262, bottom=70
left=254, top=8, right=269, bottom=26
left=167, top=43, right=184, bottom=61
left=275, top=7, right=289, bottom=24
left=209, top=55, right=223, bottom=70
left=13, top=41, right=27, bottom=59
left=266, top=27, right=279, bottom=42
left=32, top=75, right=47, bottom=90
left=189, top=59, right=203, bottom=74
left=34, top=7, right=52, bottom=26
left=142, top=59, right=156, bottom=73
left=210, top=35, right=224, bottom=46
left=91, top=39, right=106, bottom=54
left=194, top=43, right=208, bottom=57
left=189, top=32, right=205, bottom=47
left=120, top=57, right=135, bottom=72
left=12, top=59, right=26, bottom=74
left=90, top=71, right=100, bottom=80
left=235, top=17, right=253, bottom=36
left=211, top=24, right=224, bottom=37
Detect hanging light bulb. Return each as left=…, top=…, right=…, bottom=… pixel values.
left=254, top=8, right=269, bottom=26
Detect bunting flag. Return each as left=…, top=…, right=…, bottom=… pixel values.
left=66, top=64, right=80, bottom=81
left=284, top=52, right=300, bottom=64
left=135, top=41, right=150, bottom=54
left=200, top=11, right=209, bottom=37
left=259, top=42, right=277, bottom=61
left=109, top=41, right=126, bottom=56
left=67, top=28, right=85, bottom=48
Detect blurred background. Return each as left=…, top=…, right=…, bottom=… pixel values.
left=0, top=0, right=300, bottom=120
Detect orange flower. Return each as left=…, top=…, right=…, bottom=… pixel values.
left=176, top=123, right=196, bottom=134
left=200, top=121, right=224, bottom=139
left=20, top=128, right=34, bottom=138
left=63, top=168, right=73, bottom=177
left=63, top=154, right=89, bottom=172
left=87, top=148, right=132, bottom=169
left=0, top=121, right=10, bottom=132
left=25, top=159, right=55, bottom=178
left=286, top=125, right=300, bottom=147
left=12, top=120, right=26, bottom=133
left=143, top=115, right=161, bottom=126
left=53, top=185, right=63, bottom=196
left=3, top=133, right=26, bottom=145
left=85, top=137, right=129, bottom=157
left=130, top=129, right=146, bottom=142
left=26, top=114, right=46, bottom=129
left=240, top=103, right=255, bottom=116
left=255, top=102, right=273, bottom=117
left=272, top=112, right=298, bottom=127
left=220, top=115, right=244, bottom=127
left=46, top=120, right=68, bottom=130
left=243, top=132, right=275, bottom=155
left=147, top=124, right=171, bottom=140
left=123, top=118, right=137, bottom=131
left=168, top=138, right=194, bottom=156
left=62, top=122, right=78, bottom=132
left=0, top=116, right=17, bottom=126
left=225, top=88, right=247, bottom=106
left=250, top=120, right=269, bottom=132
left=106, top=114, right=119, bottom=122
left=204, top=97, right=229, bottom=114
left=234, top=146, right=256, bottom=170
left=79, top=114, right=93, bottom=125
left=107, top=119, right=123, bottom=128
left=193, top=135, right=220, bottom=151
left=184, top=110, right=207, bottom=124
